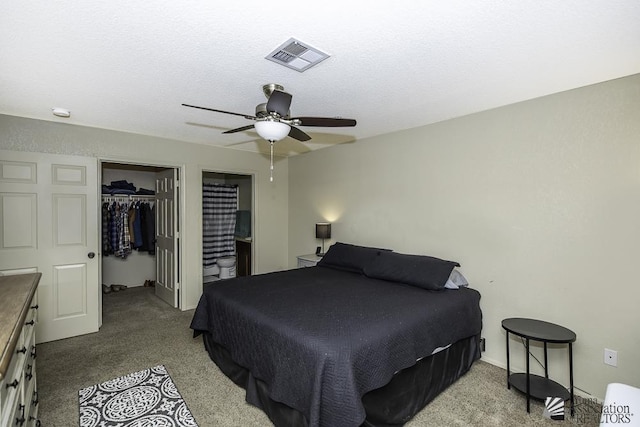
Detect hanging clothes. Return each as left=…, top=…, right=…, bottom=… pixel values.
left=138, top=201, right=156, bottom=254
left=132, top=202, right=144, bottom=249
left=102, top=202, right=110, bottom=254
left=105, top=200, right=132, bottom=258
left=202, top=183, right=238, bottom=268
left=102, top=198, right=155, bottom=258
left=128, top=203, right=137, bottom=248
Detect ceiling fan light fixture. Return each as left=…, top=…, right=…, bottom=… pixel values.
left=254, top=120, right=290, bottom=142
left=182, top=83, right=356, bottom=182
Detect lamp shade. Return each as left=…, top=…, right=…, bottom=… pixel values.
left=254, top=120, right=291, bottom=142
left=315, top=223, right=331, bottom=239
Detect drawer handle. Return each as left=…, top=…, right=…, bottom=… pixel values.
left=15, top=404, right=25, bottom=426
left=32, top=390, right=39, bottom=406
left=25, top=320, right=35, bottom=326
left=16, top=346, right=27, bottom=354
left=31, top=304, right=39, bottom=310
left=30, top=346, right=37, bottom=359
left=25, top=364, right=33, bottom=381
left=5, top=379, right=19, bottom=389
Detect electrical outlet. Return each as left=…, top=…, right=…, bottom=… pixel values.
left=604, top=348, right=618, bottom=367
left=480, top=337, right=486, bottom=352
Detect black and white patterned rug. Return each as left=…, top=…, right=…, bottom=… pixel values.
left=78, top=365, right=199, bottom=427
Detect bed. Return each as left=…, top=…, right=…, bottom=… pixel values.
left=190, top=243, right=483, bottom=427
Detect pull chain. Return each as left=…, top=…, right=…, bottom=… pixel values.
left=269, top=141, right=274, bottom=182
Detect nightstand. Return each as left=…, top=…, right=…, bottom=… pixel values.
left=297, top=254, right=322, bottom=268
left=502, top=318, right=576, bottom=416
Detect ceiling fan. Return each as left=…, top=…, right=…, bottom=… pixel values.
left=183, top=83, right=357, bottom=181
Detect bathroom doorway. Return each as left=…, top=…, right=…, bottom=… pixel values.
left=202, top=171, right=253, bottom=285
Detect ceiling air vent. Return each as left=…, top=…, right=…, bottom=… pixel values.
left=266, top=38, right=330, bottom=72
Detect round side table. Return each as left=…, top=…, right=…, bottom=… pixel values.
left=502, top=317, right=576, bottom=416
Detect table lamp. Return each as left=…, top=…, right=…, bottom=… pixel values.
left=315, top=223, right=331, bottom=256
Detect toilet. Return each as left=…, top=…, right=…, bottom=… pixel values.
left=217, top=256, right=237, bottom=279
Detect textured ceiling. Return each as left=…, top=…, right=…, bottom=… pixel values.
left=2, top=1, right=639, bottom=156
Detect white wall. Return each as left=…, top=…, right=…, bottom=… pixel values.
left=0, top=114, right=289, bottom=310
left=288, top=73, right=640, bottom=400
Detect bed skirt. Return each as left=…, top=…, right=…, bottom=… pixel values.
left=202, top=332, right=481, bottom=427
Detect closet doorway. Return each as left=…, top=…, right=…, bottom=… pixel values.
left=202, top=171, right=253, bottom=285
left=101, top=162, right=182, bottom=322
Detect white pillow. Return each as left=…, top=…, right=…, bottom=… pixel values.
left=444, top=269, right=469, bottom=289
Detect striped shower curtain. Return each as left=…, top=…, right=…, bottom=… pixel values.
left=203, top=183, right=238, bottom=268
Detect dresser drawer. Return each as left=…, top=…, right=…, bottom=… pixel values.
left=26, top=376, right=38, bottom=427
left=0, top=358, right=24, bottom=427
left=0, top=347, right=24, bottom=415
left=296, top=254, right=322, bottom=268
left=21, top=300, right=37, bottom=358
left=24, top=292, right=38, bottom=327
left=0, top=276, right=40, bottom=427
left=22, top=358, right=36, bottom=427
left=298, top=258, right=316, bottom=268
left=4, top=395, right=25, bottom=427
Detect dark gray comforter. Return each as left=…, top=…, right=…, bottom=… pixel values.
left=190, top=266, right=482, bottom=427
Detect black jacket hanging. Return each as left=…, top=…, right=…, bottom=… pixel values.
left=139, top=202, right=156, bottom=254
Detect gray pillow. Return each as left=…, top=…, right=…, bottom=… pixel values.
left=317, top=242, right=391, bottom=274
left=363, top=251, right=460, bottom=291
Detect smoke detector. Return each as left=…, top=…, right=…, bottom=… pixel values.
left=266, top=38, right=330, bottom=72
left=52, top=108, right=71, bottom=118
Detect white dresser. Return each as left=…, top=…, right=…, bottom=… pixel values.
left=296, top=254, right=323, bottom=268
left=0, top=273, right=41, bottom=427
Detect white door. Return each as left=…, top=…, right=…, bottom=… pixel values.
left=0, top=150, right=99, bottom=343
left=155, top=168, right=179, bottom=307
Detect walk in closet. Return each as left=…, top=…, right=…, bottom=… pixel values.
left=101, top=162, right=180, bottom=308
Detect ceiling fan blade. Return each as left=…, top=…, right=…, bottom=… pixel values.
left=288, top=126, right=311, bottom=142
left=291, top=117, right=357, bottom=127
left=182, top=103, right=256, bottom=120
left=266, top=90, right=292, bottom=117
left=223, top=124, right=255, bottom=134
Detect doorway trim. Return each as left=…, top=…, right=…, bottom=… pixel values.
left=200, top=166, right=255, bottom=287
left=98, top=157, right=186, bottom=326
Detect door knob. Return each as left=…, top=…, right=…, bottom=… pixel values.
left=88, top=252, right=95, bottom=259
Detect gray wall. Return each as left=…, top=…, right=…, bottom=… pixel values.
left=0, top=114, right=289, bottom=309
left=288, top=73, right=640, bottom=400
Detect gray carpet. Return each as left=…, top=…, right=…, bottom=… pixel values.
left=38, top=287, right=601, bottom=426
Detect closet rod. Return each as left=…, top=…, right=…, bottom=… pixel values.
left=101, top=194, right=156, bottom=202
